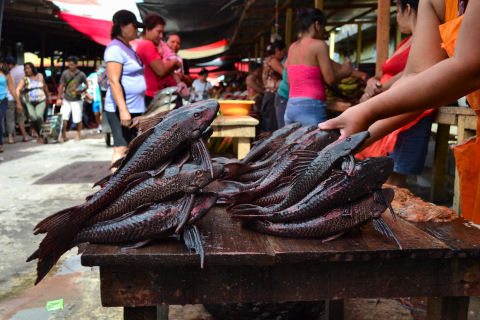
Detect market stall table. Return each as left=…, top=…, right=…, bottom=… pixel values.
left=210, top=115, right=259, bottom=159
left=81, top=207, right=480, bottom=320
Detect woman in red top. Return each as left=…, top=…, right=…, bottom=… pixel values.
left=135, top=14, right=181, bottom=107
left=357, top=0, right=435, bottom=187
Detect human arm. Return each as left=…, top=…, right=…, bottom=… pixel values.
left=246, top=74, right=265, bottom=94
left=56, top=82, right=65, bottom=106
left=316, top=41, right=352, bottom=85
left=319, top=0, right=480, bottom=139
left=42, top=75, right=50, bottom=103
left=107, top=61, right=131, bottom=127
left=269, top=57, right=284, bottom=75
left=7, top=74, right=22, bottom=111
left=150, top=58, right=181, bottom=78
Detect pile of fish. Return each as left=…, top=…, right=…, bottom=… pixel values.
left=207, top=123, right=401, bottom=246
left=28, top=100, right=221, bottom=284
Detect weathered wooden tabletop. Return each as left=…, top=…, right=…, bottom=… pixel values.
left=82, top=207, right=480, bottom=319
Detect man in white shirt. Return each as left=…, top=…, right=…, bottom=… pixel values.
left=190, top=68, right=212, bottom=103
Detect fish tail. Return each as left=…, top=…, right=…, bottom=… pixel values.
left=229, top=190, right=256, bottom=206
left=229, top=204, right=267, bottom=218
left=33, top=205, right=83, bottom=234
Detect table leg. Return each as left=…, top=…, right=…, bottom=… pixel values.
left=326, top=299, right=344, bottom=320
left=237, top=137, right=251, bottom=160
left=426, top=296, right=469, bottom=320
left=431, top=124, right=450, bottom=202
left=124, top=306, right=157, bottom=320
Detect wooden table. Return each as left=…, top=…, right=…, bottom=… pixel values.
left=432, top=107, right=477, bottom=212
left=210, top=115, right=259, bottom=160
left=82, top=207, right=480, bottom=320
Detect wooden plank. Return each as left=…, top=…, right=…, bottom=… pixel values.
left=413, top=218, right=480, bottom=253
left=434, top=112, right=457, bottom=125
left=82, top=207, right=276, bottom=267
left=438, top=106, right=476, bottom=116
left=212, top=115, right=259, bottom=126
left=237, top=137, right=251, bottom=159
left=459, top=115, right=477, bottom=131
left=431, top=124, right=450, bottom=202
left=98, top=257, right=480, bottom=307
left=124, top=306, right=157, bottom=320
left=265, top=212, right=451, bottom=264
left=210, top=126, right=256, bottom=138
left=375, top=0, right=391, bottom=74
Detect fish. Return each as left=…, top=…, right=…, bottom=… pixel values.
left=233, top=157, right=394, bottom=222
left=230, top=131, right=370, bottom=216
left=84, top=164, right=223, bottom=227
left=29, top=100, right=219, bottom=285
left=243, top=188, right=397, bottom=243
left=241, top=122, right=301, bottom=163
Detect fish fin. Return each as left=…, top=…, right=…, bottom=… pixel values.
left=322, top=232, right=345, bottom=243
left=92, top=173, right=112, bottom=189
left=372, top=217, right=402, bottom=249
left=85, top=193, right=95, bottom=201
left=252, top=132, right=272, bottom=146
left=374, top=189, right=396, bottom=221
left=177, top=151, right=191, bottom=170
left=192, top=139, right=214, bottom=178
left=26, top=248, right=40, bottom=262
left=182, top=225, right=205, bottom=268
left=228, top=190, right=256, bottom=206
left=76, top=243, right=89, bottom=255
left=110, top=156, right=125, bottom=170
left=34, top=205, right=83, bottom=234
left=120, top=240, right=153, bottom=252
left=229, top=204, right=268, bottom=218
left=176, top=194, right=196, bottom=233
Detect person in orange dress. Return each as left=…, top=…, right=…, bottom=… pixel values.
left=320, top=0, right=480, bottom=223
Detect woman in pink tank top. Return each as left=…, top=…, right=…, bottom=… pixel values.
left=284, top=9, right=353, bottom=126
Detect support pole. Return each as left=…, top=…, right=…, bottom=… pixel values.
left=376, top=0, right=391, bottom=74
left=395, top=23, right=402, bottom=49
left=40, top=32, right=46, bottom=71
left=254, top=43, right=258, bottom=63
left=285, top=8, right=292, bottom=48
left=329, top=31, right=335, bottom=60
left=315, top=0, right=323, bottom=10
left=0, top=0, right=5, bottom=53
left=356, top=23, right=362, bottom=67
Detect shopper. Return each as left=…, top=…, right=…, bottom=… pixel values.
left=104, top=10, right=146, bottom=170
left=0, top=60, right=22, bottom=151
left=15, top=62, right=50, bottom=144
left=135, top=14, right=181, bottom=107
left=85, top=64, right=104, bottom=132
left=57, top=56, right=87, bottom=142
left=190, top=68, right=212, bottom=103
left=4, top=56, right=28, bottom=143
left=261, top=40, right=286, bottom=132
left=284, top=9, right=352, bottom=127
left=246, top=63, right=264, bottom=114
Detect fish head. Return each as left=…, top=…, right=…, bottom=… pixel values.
left=187, top=100, right=220, bottom=138
left=188, top=165, right=223, bottom=190
left=306, top=129, right=341, bottom=151
left=353, top=156, right=394, bottom=186
left=339, top=131, right=370, bottom=153
left=189, top=192, right=219, bottom=221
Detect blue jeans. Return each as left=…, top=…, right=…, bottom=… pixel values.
left=0, top=98, right=8, bottom=145
left=284, top=97, right=326, bottom=127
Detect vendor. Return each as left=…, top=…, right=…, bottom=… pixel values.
left=320, top=0, right=480, bottom=223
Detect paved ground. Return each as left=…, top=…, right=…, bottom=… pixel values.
left=0, top=131, right=478, bottom=320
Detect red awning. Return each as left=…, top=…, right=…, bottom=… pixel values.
left=56, top=10, right=112, bottom=46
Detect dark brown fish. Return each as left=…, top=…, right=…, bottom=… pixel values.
left=232, top=157, right=393, bottom=222
left=243, top=188, right=395, bottom=240
left=29, top=100, right=219, bottom=285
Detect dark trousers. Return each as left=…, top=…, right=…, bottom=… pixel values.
left=261, top=92, right=278, bottom=132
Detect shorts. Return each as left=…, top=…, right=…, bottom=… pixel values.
left=104, top=110, right=142, bottom=147
left=60, top=99, right=83, bottom=123
left=284, top=97, right=326, bottom=127
left=92, top=100, right=102, bottom=113
left=389, top=114, right=433, bottom=175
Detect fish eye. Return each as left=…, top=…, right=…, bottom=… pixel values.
left=195, top=170, right=202, bottom=176
left=194, top=112, right=200, bottom=118
left=346, top=137, right=351, bottom=142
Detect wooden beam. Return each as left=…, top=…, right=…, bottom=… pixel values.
left=315, top=0, right=324, bottom=10
left=356, top=23, right=362, bottom=66
left=285, top=7, right=292, bottom=48
left=329, top=31, right=335, bottom=59
left=325, top=7, right=376, bottom=32
left=376, top=0, right=391, bottom=74
left=248, top=4, right=377, bottom=15
left=260, top=36, right=265, bottom=60
left=230, top=0, right=256, bottom=46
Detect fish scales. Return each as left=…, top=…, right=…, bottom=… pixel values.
left=245, top=188, right=394, bottom=238
left=260, top=157, right=393, bottom=222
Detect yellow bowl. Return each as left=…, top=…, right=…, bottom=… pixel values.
left=218, top=100, right=255, bottom=116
